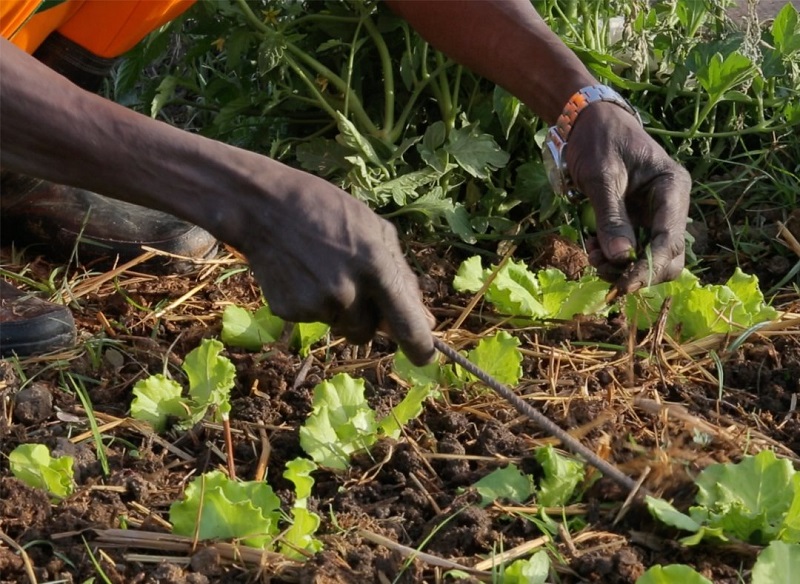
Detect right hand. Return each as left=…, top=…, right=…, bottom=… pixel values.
left=566, top=103, right=692, bottom=293
left=235, top=170, right=435, bottom=365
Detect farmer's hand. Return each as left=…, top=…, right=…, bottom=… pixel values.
left=235, top=171, right=436, bottom=365
left=566, top=103, right=691, bottom=293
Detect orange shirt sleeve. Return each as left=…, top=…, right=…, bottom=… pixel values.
left=1, top=0, right=194, bottom=57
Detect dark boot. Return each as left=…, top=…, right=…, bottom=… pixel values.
left=0, top=32, right=218, bottom=271
left=0, top=281, right=76, bottom=358
left=1, top=174, right=218, bottom=272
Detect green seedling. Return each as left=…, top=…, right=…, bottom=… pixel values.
left=647, top=450, right=800, bottom=546
left=471, top=446, right=585, bottom=508
left=221, top=303, right=329, bottom=356
left=170, top=462, right=322, bottom=555
left=130, top=338, right=234, bottom=431
left=9, top=443, right=74, bottom=501
left=299, top=372, right=434, bottom=470
left=299, top=332, right=518, bottom=471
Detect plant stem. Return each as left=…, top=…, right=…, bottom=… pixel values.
left=362, top=15, right=395, bottom=137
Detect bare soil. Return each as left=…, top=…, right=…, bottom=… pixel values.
left=1, top=221, right=799, bottom=583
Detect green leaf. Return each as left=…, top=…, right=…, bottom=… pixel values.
left=444, top=204, right=477, bottom=244
left=151, top=75, right=178, bottom=118
left=635, top=564, right=713, bottom=584
left=170, top=470, right=281, bottom=548
left=280, top=458, right=323, bottom=559
left=372, top=168, right=441, bottom=206
left=535, top=445, right=585, bottom=507
left=751, top=541, right=800, bottom=584
left=393, top=350, right=444, bottom=388
left=691, top=450, right=796, bottom=544
left=295, top=138, right=353, bottom=177
left=472, top=464, right=534, bottom=506
left=696, top=52, right=754, bottom=103
left=502, top=550, right=549, bottom=584
left=335, top=112, right=387, bottom=171
left=466, top=331, right=522, bottom=387
left=624, top=269, right=778, bottom=342
left=130, top=374, right=187, bottom=432
left=299, top=373, right=378, bottom=470
left=378, top=382, right=433, bottom=439
left=444, top=122, right=510, bottom=179
left=772, top=3, right=800, bottom=56
left=184, top=339, right=236, bottom=421
left=221, top=305, right=284, bottom=351
left=452, top=255, right=486, bottom=293
left=778, top=474, right=800, bottom=543
left=453, top=256, right=613, bottom=323
left=493, top=85, right=521, bottom=139
left=257, top=33, right=286, bottom=76
left=646, top=496, right=702, bottom=533
left=487, top=260, right=547, bottom=318
left=9, top=444, right=74, bottom=501
left=224, top=28, right=257, bottom=71
left=291, top=322, right=330, bottom=357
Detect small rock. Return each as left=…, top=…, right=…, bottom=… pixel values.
left=13, top=382, right=53, bottom=425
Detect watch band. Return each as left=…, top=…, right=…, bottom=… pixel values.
left=552, top=84, right=639, bottom=141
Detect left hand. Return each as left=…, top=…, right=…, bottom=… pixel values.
left=566, top=103, right=692, bottom=293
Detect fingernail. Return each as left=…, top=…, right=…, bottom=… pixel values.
left=608, top=237, right=635, bottom=260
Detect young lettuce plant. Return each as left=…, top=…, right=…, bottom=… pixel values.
left=299, top=372, right=432, bottom=470
left=130, top=338, right=234, bottom=432
left=221, top=303, right=329, bottom=356
left=300, top=331, right=523, bottom=470
left=643, top=450, right=800, bottom=584
left=8, top=443, right=74, bottom=501
left=635, top=540, right=800, bottom=584
left=646, top=450, right=800, bottom=546
left=169, top=460, right=322, bottom=556
left=471, top=446, right=585, bottom=508
left=453, top=256, right=780, bottom=342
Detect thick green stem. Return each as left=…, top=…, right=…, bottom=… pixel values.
left=362, top=16, right=395, bottom=136
left=238, top=0, right=378, bottom=135
left=236, top=0, right=269, bottom=34
left=388, top=60, right=452, bottom=143
left=647, top=121, right=793, bottom=138
left=435, top=52, right=454, bottom=132
left=285, top=43, right=379, bottom=135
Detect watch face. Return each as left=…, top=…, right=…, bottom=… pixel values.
left=543, top=128, right=567, bottom=195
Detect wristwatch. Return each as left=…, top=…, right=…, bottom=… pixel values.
left=542, top=84, right=641, bottom=200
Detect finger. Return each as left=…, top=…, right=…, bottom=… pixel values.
left=376, top=260, right=435, bottom=366
left=615, top=237, right=685, bottom=294
left=330, top=290, right=381, bottom=345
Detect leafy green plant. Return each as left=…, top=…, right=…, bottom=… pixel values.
left=170, top=469, right=281, bottom=548
left=394, top=330, right=524, bottom=394
left=453, top=256, right=779, bottom=342
left=502, top=550, right=550, bottom=584
left=453, top=256, right=611, bottom=322
left=635, top=541, right=800, bottom=584
left=221, top=303, right=329, bottom=356
left=298, top=372, right=432, bottom=470
left=624, top=268, right=779, bottom=341
left=9, top=443, right=74, bottom=501
left=130, top=338, right=234, bottom=431
left=647, top=450, right=799, bottom=546
left=280, top=458, right=324, bottom=559
left=472, top=447, right=585, bottom=508
left=635, top=564, right=713, bottom=584
left=170, top=461, right=321, bottom=555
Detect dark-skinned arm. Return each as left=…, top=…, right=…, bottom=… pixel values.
left=0, top=37, right=434, bottom=364
left=387, top=0, right=691, bottom=291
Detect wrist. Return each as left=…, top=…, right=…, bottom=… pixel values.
left=542, top=84, right=641, bottom=199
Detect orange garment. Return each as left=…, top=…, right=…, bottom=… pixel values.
left=1, top=0, right=195, bottom=57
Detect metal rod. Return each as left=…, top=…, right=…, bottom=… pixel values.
left=433, top=337, right=646, bottom=500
